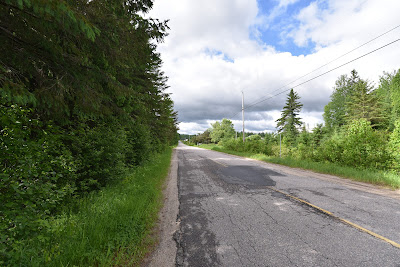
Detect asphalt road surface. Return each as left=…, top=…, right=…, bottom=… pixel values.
left=174, top=142, right=400, bottom=267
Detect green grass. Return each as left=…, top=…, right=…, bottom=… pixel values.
left=13, top=147, right=173, bottom=266
left=198, top=144, right=400, bottom=189
left=197, top=144, right=219, bottom=150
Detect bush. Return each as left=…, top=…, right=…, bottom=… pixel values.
left=270, top=143, right=291, bottom=158
left=244, top=139, right=264, bottom=153
left=317, top=133, right=344, bottom=163
left=341, top=119, right=389, bottom=169
left=125, top=122, right=152, bottom=166
left=292, top=143, right=313, bottom=160
left=388, top=120, right=400, bottom=170
left=221, top=138, right=239, bottom=151
left=67, top=122, right=128, bottom=192
left=0, top=101, right=76, bottom=263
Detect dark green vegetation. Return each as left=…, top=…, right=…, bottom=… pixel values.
left=7, top=147, right=173, bottom=266
left=193, top=69, right=400, bottom=189
left=276, top=88, right=303, bottom=145
left=1, top=0, right=178, bottom=264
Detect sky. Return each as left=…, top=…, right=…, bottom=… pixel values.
left=148, top=0, right=400, bottom=134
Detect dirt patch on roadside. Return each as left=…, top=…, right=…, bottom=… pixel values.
left=143, top=148, right=179, bottom=267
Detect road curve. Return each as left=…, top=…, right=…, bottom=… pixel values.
left=174, top=142, right=400, bottom=267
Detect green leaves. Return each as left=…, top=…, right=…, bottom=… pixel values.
left=1, top=0, right=178, bottom=264
left=388, top=120, right=400, bottom=169
left=210, top=119, right=236, bottom=143
left=0, top=97, right=77, bottom=262
left=323, top=70, right=360, bottom=129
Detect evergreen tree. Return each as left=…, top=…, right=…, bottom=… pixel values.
left=323, top=70, right=360, bottom=130
left=312, top=123, right=325, bottom=147
left=345, top=80, right=385, bottom=128
left=276, top=89, right=303, bottom=143
left=389, top=120, right=400, bottom=169
left=390, top=70, right=400, bottom=126
left=375, top=69, right=400, bottom=130
left=298, top=124, right=311, bottom=145
left=375, top=71, right=395, bottom=130
left=0, top=1, right=178, bottom=260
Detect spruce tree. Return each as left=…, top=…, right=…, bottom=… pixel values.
left=276, top=89, right=303, bottom=142
left=345, top=80, right=385, bottom=128
left=323, top=70, right=360, bottom=130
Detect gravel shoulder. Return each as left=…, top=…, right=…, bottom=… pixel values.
left=144, top=148, right=179, bottom=267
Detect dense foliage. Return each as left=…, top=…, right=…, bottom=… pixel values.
left=0, top=0, right=178, bottom=263
left=209, top=118, right=235, bottom=143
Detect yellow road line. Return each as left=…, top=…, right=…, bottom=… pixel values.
left=266, top=186, right=400, bottom=249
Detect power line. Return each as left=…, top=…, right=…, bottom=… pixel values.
left=220, top=24, right=400, bottom=121
left=242, top=38, right=400, bottom=112
left=244, top=24, right=400, bottom=109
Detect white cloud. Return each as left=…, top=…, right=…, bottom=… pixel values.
left=287, top=0, right=400, bottom=48
left=153, top=0, right=260, bottom=59
left=277, top=0, right=301, bottom=8
left=149, top=0, right=400, bottom=135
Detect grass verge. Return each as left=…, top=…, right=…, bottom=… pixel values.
left=13, top=147, right=173, bottom=266
left=198, top=144, right=400, bottom=189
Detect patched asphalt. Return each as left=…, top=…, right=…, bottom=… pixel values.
left=175, top=143, right=400, bottom=267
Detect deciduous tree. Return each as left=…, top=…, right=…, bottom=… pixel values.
left=210, top=118, right=235, bottom=143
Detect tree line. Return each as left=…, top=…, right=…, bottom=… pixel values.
left=0, top=0, right=178, bottom=262
left=189, top=69, right=400, bottom=172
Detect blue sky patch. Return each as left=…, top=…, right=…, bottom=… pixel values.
left=251, top=0, right=317, bottom=56
left=204, top=48, right=235, bottom=63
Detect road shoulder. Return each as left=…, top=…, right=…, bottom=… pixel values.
left=198, top=146, right=400, bottom=200
left=144, top=148, right=179, bottom=267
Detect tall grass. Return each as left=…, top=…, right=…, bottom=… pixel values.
left=198, top=144, right=400, bottom=189
left=11, top=148, right=173, bottom=266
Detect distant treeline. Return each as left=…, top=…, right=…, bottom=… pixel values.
left=0, top=0, right=178, bottom=263
left=190, top=69, right=400, bottom=172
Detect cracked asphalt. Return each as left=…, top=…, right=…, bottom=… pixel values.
left=174, top=143, right=400, bottom=267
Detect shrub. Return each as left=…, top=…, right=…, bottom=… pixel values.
left=125, top=122, right=152, bottom=166
left=221, top=138, right=240, bottom=151
left=341, top=119, right=389, bottom=169
left=0, top=101, right=76, bottom=263
left=67, top=122, right=128, bottom=192
left=388, top=120, right=400, bottom=170
left=293, top=143, right=313, bottom=160
left=244, top=139, right=264, bottom=153
left=317, top=133, right=344, bottom=163
left=270, top=143, right=291, bottom=158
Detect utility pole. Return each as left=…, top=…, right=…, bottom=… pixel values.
left=242, top=91, right=245, bottom=143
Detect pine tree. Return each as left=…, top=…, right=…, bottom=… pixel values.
left=323, top=70, right=360, bottom=130
left=390, top=70, right=400, bottom=126
left=276, top=89, right=303, bottom=142
left=345, top=80, right=385, bottom=128
left=298, top=124, right=311, bottom=145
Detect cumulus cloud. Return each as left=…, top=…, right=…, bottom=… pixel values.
left=149, top=0, right=400, bottom=134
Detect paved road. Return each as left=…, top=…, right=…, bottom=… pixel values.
left=174, top=143, right=400, bottom=267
